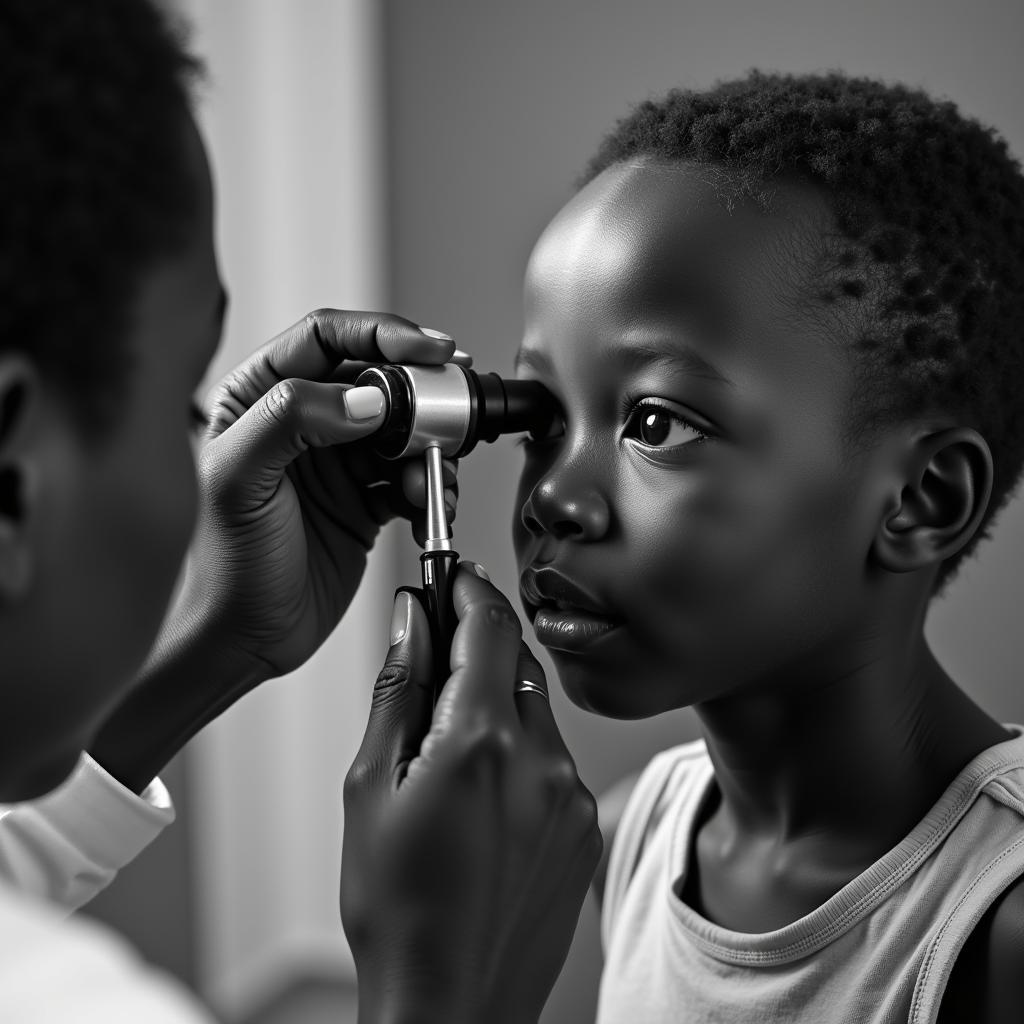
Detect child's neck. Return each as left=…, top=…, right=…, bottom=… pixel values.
left=688, top=628, right=1012, bottom=932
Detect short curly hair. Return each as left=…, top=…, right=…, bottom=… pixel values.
left=0, top=0, right=203, bottom=436
left=582, top=71, right=1024, bottom=592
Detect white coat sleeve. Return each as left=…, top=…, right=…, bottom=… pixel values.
left=0, top=752, right=175, bottom=911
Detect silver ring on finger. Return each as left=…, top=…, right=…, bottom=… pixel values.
left=515, top=679, right=549, bottom=700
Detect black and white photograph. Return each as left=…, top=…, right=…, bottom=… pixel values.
left=1, top=2, right=1023, bottom=1022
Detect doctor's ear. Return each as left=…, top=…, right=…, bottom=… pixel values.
left=0, top=355, right=39, bottom=603
left=873, top=426, right=993, bottom=575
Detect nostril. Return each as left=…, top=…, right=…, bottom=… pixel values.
left=521, top=510, right=545, bottom=536
left=551, top=518, right=585, bottom=540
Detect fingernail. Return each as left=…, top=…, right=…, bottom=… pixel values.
left=470, top=561, right=490, bottom=581
left=344, top=386, right=385, bottom=421
left=390, top=590, right=412, bottom=646
left=419, top=327, right=453, bottom=342
left=450, top=348, right=473, bottom=366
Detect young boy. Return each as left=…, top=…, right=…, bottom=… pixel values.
left=507, top=72, right=1024, bottom=1022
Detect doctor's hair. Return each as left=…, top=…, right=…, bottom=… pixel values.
left=582, top=71, right=1024, bottom=592
left=0, top=0, right=203, bottom=435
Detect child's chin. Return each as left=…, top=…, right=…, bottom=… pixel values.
left=554, top=660, right=686, bottom=720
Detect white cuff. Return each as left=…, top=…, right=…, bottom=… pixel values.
left=0, top=753, right=176, bottom=910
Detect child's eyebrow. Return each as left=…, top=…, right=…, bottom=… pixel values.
left=515, top=340, right=733, bottom=388
left=615, top=340, right=734, bottom=387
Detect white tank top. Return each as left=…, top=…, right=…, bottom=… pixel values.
left=597, top=727, right=1024, bottom=1024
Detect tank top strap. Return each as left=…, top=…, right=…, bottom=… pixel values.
left=601, top=740, right=712, bottom=954
left=910, top=733, right=1024, bottom=1022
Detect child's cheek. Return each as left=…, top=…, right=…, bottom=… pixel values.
left=630, top=453, right=864, bottom=688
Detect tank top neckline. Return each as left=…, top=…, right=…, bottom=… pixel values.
left=666, top=725, right=1024, bottom=965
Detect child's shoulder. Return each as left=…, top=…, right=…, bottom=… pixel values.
left=605, top=739, right=711, bottom=838
left=645, top=737, right=710, bottom=773
left=593, top=738, right=709, bottom=906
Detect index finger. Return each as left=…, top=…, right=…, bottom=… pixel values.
left=206, top=310, right=454, bottom=429
left=273, top=309, right=454, bottom=377
left=435, top=563, right=522, bottom=728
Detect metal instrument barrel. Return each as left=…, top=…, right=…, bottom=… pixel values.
left=423, top=443, right=453, bottom=552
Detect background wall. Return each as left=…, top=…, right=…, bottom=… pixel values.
left=173, top=0, right=392, bottom=1018
left=382, top=3, right=1024, bottom=1022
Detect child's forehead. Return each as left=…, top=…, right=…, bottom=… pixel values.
left=518, top=161, right=855, bottom=415
left=525, top=160, right=836, bottom=314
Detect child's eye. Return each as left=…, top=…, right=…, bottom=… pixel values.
left=623, top=401, right=709, bottom=449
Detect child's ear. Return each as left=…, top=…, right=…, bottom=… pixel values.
left=873, top=426, right=993, bottom=575
left=0, top=355, right=38, bottom=603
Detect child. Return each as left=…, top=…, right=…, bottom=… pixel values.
left=343, top=68, right=1024, bottom=1024
left=503, top=71, right=1024, bottom=1022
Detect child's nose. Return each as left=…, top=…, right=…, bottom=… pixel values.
left=520, top=471, right=610, bottom=542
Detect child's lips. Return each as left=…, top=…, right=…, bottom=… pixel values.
left=519, top=567, right=621, bottom=652
left=531, top=606, right=620, bottom=652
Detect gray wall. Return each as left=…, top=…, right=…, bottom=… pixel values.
left=382, top=2, right=1024, bottom=1021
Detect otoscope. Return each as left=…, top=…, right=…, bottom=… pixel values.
left=355, top=362, right=556, bottom=703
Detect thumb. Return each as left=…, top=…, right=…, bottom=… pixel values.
left=348, top=588, right=435, bottom=796
left=204, top=380, right=386, bottom=509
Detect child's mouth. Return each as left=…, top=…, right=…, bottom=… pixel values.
left=519, top=568, right=621, bottom=653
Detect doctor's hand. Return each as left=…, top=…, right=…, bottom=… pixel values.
left=185, top=308, right=460, bottom=679
left=341, top=565, right=603, bottom=1024
left=90, top=309, right=457, bottom=793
